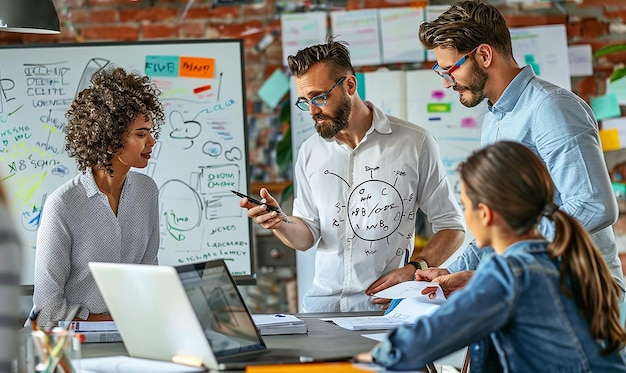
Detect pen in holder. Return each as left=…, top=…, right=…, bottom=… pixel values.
left=31, top=327, right=81, bottom=373
left=29, top=305, right=83, bottom=373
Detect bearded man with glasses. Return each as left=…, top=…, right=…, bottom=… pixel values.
left=236, top=36, right=466, bottom=312
left=416, top=0, right=625, bottom=304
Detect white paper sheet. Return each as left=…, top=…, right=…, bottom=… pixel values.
left=75, top=356, right=206, bottom=373
left=378, top=7, right=425, bottom=64
left=568, top=44, right=593, bottom=77
left=280, top=12, right=327, bottom=67
left=323, top=297, right=441, bottom=330
left=361, top=332, right=387, bottom=342
left=251, top=314, right=305, bottom=327
left=330, top=9, right=381, bottom=67
left=372, top=281, right=446, bottom=304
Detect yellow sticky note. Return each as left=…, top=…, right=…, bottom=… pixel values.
left=599, top=128, right=621, bottom=151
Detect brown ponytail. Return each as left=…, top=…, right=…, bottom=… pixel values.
left=459, top=141, right=626, bottom=354
left=550, top=209, right=626, bottom=354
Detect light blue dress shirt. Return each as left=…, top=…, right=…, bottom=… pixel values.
left=373, top=240, right=626, bottom=372
left=448, top=66, right=625, bottom=295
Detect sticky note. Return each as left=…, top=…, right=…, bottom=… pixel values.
left=599, top=128, right=621, bottom=151
left=590, top=93, right=621, bottom=121
left=427, top=103, right=451, bottom=113
left=608, top=77, right=626, bottom=106
left=258, top=69, right=289, bottom=109
left=600, top=116, right=626, bottom=148
left=145, top=55, right=178, bottom=77
left=179, top=57, right=215, bottom=79
left=356, top=72, right=366, bottom=99
left=612, top=182, right=626, bottom=198
left=461, top=117, right=478, bottom=128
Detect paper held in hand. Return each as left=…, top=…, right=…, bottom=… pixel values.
left=372, top=281, right=446, bottom=304
left=324, top=297, right=441, bottom=331
left=324, top=281, right=447, bottom=331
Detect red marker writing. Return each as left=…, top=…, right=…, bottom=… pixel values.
left=193, top=84, right=212, bottom=94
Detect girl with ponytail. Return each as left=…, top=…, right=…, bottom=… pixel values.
left=357, top=141, right=626, bottom=372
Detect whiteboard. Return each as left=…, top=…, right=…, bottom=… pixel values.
left=0, top=40, right=255, bottom=285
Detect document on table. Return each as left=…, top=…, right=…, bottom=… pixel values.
left=372, top=281, right=446, bottom=304
left=251, top=314, right=307, bottom=335
left=58, top=320, right=122, bottom=343
left=323, top=297, right=441, bottom=330
left=59, top=320, right=118, bottom=331
left=75, top=356, right=206, bottom=372
left=251, top=313, right=304, bottom=327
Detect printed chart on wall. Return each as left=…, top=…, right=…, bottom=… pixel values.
left=0, top=40, right=255, bottom=285
left=510, top=24, right=570, bottom=90
left=406, top=70, right=487, bottom=203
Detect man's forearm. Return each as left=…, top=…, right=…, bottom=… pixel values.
left=410, top=229, right=464, bottom=267
left=272, top=216, right=316, bottom=251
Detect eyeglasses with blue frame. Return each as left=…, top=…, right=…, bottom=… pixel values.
left=432, top=46, right=479, bottom=84
left=295, top=76, right=347, bottom=111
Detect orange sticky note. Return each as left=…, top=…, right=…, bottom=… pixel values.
left=179, top=56, right=214, bottom=78
left=245, top=362, right=373, bottom=373
left=599, top=128, right=621, bottom=151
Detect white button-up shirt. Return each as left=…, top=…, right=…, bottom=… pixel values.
left=32, top=169, right=160, bottom=325
left=294, top=102, right=464, bottom=312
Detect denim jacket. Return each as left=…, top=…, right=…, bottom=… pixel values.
left=371, top=240, right=626, bottom=372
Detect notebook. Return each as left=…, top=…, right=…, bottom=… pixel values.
left=58, top=320, right=122, bottom=343
left=89, top=259, right=352, bottom=371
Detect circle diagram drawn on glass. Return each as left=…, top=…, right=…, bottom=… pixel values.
left=75, top=58, right=110, bottom=97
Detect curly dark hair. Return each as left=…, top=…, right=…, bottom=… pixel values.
left=64, top=66, right=165, bottom=176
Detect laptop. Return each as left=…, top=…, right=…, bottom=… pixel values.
left=89, top=259, right=352, bottom=370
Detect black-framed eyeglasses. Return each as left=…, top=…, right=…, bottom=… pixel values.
left=432, top=46, right=479, bottom=84
left=295, top=77, right=346, bottom=111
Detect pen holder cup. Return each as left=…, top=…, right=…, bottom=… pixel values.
left=31, top=328, right=81, bottom=373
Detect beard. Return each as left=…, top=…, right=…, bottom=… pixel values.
left=454, top=61, right=488, bottom=108
left=313, top=94, right=351, bottom=139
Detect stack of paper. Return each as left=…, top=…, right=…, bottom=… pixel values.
left=324, top=281, right=446, bottom=331
left=251, top=314, right=307, bottom=335
left=324, top=298, right=440, bottom=331
left=59, top=320, right=122, bottom=343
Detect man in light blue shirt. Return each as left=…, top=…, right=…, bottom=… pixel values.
left=417, top=0, right=625, bottom=298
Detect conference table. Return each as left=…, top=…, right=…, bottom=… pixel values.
left=17, top=312, right=447, bottom=372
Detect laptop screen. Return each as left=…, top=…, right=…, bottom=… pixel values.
left=175, top=260, right=266, bottom=357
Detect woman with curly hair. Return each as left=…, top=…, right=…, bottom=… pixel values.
left=30, top=67, right=165, bottom=326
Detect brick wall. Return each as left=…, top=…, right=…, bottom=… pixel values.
left=2, top=0, right=625, bottom=109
